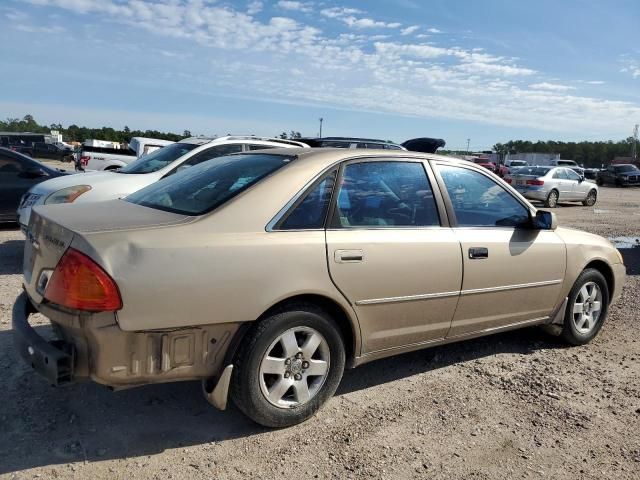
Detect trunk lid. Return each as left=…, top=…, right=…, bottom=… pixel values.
left=23, top=200, right=193, bottom=304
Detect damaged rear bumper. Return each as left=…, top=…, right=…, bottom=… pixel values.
left=12, top=290, right=240, bottom=409
left=12, top=291, right=75, bottom=386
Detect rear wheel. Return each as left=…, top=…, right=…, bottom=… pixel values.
left=545, top=189, right=559, bottom=208
left=231, top=304, right=345, bottom=428
left=561, top=268, right=609, bottom=345
left=582, top=189, right=597, bottom=206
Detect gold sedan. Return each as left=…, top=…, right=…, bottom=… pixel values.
left=13, top=149, right=625, bottom=427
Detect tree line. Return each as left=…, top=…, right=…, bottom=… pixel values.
left=1, top=115, right=636, bottom=166
left=493, top=139, right=637, bottom=167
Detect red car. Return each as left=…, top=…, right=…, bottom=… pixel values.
left=472, top=157, right=497, bottom=173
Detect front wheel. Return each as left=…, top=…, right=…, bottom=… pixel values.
left=231, top=305, right=345, bottom=428
left=561, top=268, right=609, bottom=346
left=545, top=189, right=559, bottom=208
left=582, top=189, right=597, bottom=206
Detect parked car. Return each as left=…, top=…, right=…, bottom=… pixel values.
left=498, top=160, right=528, bottom=178
left=400, top=137, right=446, bottom=153
left=596, top=164, right=640, bottom=187
left=0, top=147, right=70, bottom=222
left=14, top=149, right=625, bottom=427
left=583, top=168, right=600, bottom=180
left=298, top=136, right=406, bottom=150
left=17, top=135, right=308, bottom=230
left=79, top=137, right=174, bottom=171
left=505, top=166, right=598, bottom=208
left=472, top=157, right=497, bottom=173
left=12, top=142, right=74, bottom=162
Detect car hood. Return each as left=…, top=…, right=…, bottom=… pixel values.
left=28, top=171, right=150, bottom=195
left=401, top=137, right=446, bottom=153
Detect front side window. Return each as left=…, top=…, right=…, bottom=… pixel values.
left=0, top=155, right=23, bottom=174
left=332, top=161, right=440, bottom=227
left=119, top=142, right=199, bottom=174
left=126, top=154, right=294, bottom=215
left=278, top=171, right=337, bottom=230
left=437, top=164, right=530, bottom=228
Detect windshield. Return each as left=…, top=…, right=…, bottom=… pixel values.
left=510, top=161, right=527, bottom=167
left=126, top=153, right=294, bottom=215
left=119, top=142, right=198, bottom=174
left=515, top=166, right=551, bottom=176
left=615, top=165, right=639, bottom=173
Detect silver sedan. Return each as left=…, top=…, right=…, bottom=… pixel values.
left=506, top=166, right=598, bottom=208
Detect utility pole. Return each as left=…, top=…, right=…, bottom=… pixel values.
left=633, top=124, right=639, bottom=163
left=466, top=138, right=470, bottom=154
left=319, top=118, right=323, bottom=138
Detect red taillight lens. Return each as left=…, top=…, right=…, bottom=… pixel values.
left=80, top=155, right=90, bottom=166
left=526, top=179, right=544, bottom=186
left=505, top=178, right=512, bottom=184
left=44, top=248, right=122, bottom=312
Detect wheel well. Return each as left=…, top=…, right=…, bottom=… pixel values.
left=226, top=294, right=357, bottom=368
left=584, top=260, right=614, bottom=298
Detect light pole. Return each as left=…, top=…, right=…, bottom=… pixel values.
left=319, top=118, right=323, bottom=138
left=466, top=138, right=470, bottom=154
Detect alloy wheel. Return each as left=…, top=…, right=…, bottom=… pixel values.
left=572, top=281, right=602, bottom=334
left=259, top=327, right=330, bottom=408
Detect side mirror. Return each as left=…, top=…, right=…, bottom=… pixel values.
left=532, top=210, right=557, bottom=230
left=578, top=175, right=584, bottom=183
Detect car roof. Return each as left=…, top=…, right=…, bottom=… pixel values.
left=233, top=147, right=467, bottom=172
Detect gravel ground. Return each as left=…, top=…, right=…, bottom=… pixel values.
left=0, top=186, right=638, bottom=480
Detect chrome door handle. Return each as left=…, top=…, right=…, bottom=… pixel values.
left=468, top=247, right=488, bottom=259
left=334, top=249, right=364, bottom=263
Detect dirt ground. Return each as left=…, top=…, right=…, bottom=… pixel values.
left=0, top=185, right=639, bottom=480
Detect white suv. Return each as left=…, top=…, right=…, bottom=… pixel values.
left=17, top=136, right=308, bottom=230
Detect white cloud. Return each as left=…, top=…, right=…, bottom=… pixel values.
left=247, top=1, right=263, bottom=15
left=400, top=25, right=419, bottom=35
left=320, top=6, right=400, bottom=29
left=16, top=0, right=640, bottom=136
left=427, top=28, right=442, bottom=33
left=585, top=80, right=605, bottom=85
left=529, top=82, right=575, bottom=91
left=277, top=1, right=312, bottom=13
left=14, top=24, right=66, bottom=34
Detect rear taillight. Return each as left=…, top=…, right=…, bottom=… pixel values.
left=526, top=179, right=544, bottom=186
left=44, top=248, right=122, bottom=312
left=505, top=178, right=512, bottom=184
left=80, top=155, right=90, bottom=166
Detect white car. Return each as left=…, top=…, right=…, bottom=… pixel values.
left=17, top=136, right=308, bottom=230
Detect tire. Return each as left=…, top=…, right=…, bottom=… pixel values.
left=545, top=189, right=559, bottom=208
left=561, top=268, right=609, bottom=346
left=230, top=304, right=345, bottom=428
left=582, top=189, right=597, bottom=206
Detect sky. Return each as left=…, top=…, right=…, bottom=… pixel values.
left=1, top=0, right=639, bottom=151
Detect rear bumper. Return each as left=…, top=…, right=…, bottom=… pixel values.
left=12, top=291, right=241, bottom=389
left=12, top=291, right=75, bottom=386
left=612, top=263, right=626, bottom=304
left=516, top=187, right=548, bottom=201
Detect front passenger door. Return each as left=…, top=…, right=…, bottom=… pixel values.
left=434, top=163, right=566, bottom=337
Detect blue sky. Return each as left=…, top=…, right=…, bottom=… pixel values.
left=1, top=0, right=639, bottom=150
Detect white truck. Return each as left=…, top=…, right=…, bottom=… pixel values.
left=79, top=137, right=174, bottom=171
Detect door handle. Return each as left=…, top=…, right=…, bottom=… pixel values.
left=334, top=249, right=364, bottom=263
left=468, top=247, right=488, bottom=259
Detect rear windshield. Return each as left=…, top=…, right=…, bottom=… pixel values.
left=515, top=166, right=551, bottom=176
left=119, top=142, right=198, bottom=174
left=126, top=153, right=294, bottom=215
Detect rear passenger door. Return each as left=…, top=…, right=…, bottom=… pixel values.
left=551, top=168, right=573, bottom=199
left=325, top=159, right=462, bottom=353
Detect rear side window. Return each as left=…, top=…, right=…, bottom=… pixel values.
left=278, top=171, right=337, bottom=230
left=178, top=144, right=243, bottom=169
left=126, top=154, right=294, bottom=215
left=552, top=169, right=568, bottom=179
left=332, top=161, right=440, bottom=227
left=247, top=144, right=277, bottom=151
